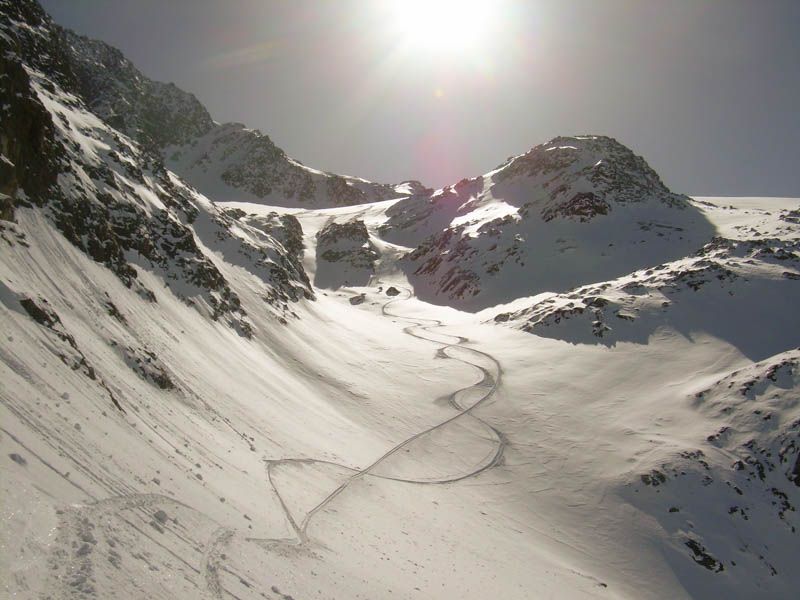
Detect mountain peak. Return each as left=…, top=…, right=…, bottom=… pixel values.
left=495, top=134, right=682, bottom=211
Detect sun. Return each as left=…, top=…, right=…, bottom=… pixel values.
left=388, top=0, right=496, bottom=56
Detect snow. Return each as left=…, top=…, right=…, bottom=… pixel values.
left=5, top=188, right=798, bottom=599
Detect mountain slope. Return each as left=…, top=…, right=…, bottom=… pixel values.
left=165, top=122, right=429, bottom=207
left=1, top=0, right=313, bottom=332
left=381, top=136, right=715, bottom=310
left=57, top=9, right=427, bottom=208
left=494, top=235, right=800, bottom=360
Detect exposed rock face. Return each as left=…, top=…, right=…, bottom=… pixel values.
left=62, top=32, right=214, bottom=150
left=315, top=220, right=379, bottom=289
left=234, top=210, right=306, bottom=265
left=381, top=135, right=714, bottom=310
left=0, top=9, right=62, bottom=221
left=541, top=192, right=610, bottom=222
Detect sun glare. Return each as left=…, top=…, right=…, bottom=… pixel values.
left=389, top=0, right=496, bottom=56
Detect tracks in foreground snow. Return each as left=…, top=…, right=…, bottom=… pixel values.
left=43, top=288, right=505, bottom=598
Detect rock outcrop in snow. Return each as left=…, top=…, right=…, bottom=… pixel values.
left=627, top=348, right=799, bottom=581
left=314, top=219, right=379, bottom=289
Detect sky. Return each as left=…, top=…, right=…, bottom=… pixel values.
left=41, top=0, right=800, bottom=196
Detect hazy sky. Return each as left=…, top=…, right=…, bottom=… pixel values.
left=41, top=0, right=799, bottom=196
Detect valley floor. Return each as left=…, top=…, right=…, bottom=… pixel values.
left=2, top=196, right=799, bottom=599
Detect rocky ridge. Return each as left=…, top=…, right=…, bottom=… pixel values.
left=166, top=122, right=427, bottom=207
left=494, top=236, right=800, bottom=360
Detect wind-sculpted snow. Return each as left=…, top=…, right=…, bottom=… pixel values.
left=382, top=136, right=716, bottom=310
left=626, top=349, right=800, bottom=588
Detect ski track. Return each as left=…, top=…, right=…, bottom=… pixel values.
left=40, top=288, right=507, bottom=598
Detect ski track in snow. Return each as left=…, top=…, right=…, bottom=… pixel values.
left=41, top=289, right=506, bottom=598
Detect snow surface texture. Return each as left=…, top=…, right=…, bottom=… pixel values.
left=2, top=2, right=800, bottom=599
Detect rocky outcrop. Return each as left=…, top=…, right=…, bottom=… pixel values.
left=314, top=220, right=378, bottom=288
left=0, top=12, right=63, bottom=221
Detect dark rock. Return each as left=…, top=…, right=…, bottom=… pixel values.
left=316, top=220, right=378, bottom=288
left=685, top=539, right=724, bottom=572
left=542, top=192, right=610, bottom=222
left=8, top=453, right=27, bottom=466
left=153, top=509, right=168, bottom=524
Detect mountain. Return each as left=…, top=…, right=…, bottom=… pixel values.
left=2, top=2, right=799, bottom=600
left=381, top=135, right=715, bottom=310
left=0, top=0, right=312, bottom=337
left=3, top=0, right=427, bottom=210
left=165, top=122, right=430, bottom=207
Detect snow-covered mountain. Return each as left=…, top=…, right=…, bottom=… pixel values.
left=493, top=235, right=800, bottom=360
left=2, top=2, right=799, bottom=600
left=4, top=0, right=427, bottom=210
left=382, top=135, right=715, bottom=310
left=165, top=122, right=429, bottom=207
left=0, top=0, right=312, bottom=336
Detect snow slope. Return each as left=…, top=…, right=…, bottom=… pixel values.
left=6, top=196, right=798, bottom=599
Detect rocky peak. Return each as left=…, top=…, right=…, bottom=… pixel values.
left=496, top=135, right=687, bottom=218
left=62, top=31, right=214, bottom=150
left=2, top=0, right=213, bottom=152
